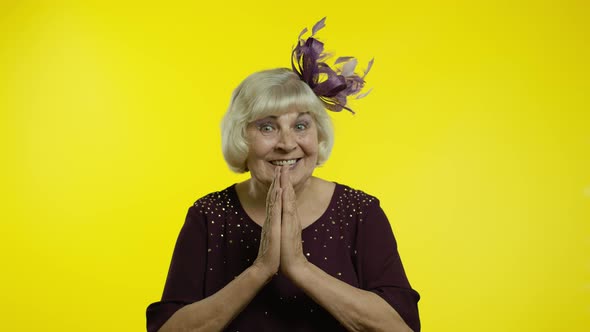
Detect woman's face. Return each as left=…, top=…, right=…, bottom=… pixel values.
left=245, top=108, right=319, bottom=189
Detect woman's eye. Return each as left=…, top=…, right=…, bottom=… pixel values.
left=259, top=124, right=274, bottom=133
left=295, top=123, right=307, bottom=131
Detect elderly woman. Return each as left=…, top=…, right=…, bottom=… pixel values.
left=146, top=19, right=420, bottom=332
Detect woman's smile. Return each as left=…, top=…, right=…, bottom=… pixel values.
left=246, top=109, right=319, bottom=189
left=270, top=158, right=299, bottom=166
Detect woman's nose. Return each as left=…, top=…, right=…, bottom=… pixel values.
left=276, top=130, right=297, bottom=151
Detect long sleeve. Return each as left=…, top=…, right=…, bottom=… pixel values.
left=146, top=184, right=420, bottom=331
left=355, top=198, right=421, bottom=331
left=146, top=205, right=208, bottom=332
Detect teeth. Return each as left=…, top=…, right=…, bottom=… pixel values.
left=271, top=159, right=297, bottom=166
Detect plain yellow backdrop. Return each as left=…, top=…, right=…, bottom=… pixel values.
left=1, top=1, right=588, bottom=331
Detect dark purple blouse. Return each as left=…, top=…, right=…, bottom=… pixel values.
left=146, top=183, right=420, bottom=331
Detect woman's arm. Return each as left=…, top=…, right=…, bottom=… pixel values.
left=287, top=262, right=413, bottom=332
left=155, top=169, right=283, bottom=332
left=158, top=264, right=272, bottom=332
left=279, top=168, right=415, bottom=332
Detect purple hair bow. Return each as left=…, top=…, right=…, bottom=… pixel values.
left=291, top=17, right=373, bottom=114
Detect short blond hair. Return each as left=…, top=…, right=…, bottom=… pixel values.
left=221, top=68, right=334, bottom=173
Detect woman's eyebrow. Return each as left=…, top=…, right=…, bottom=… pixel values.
left=253, top=116, right=276, bottom=124
left=253, top=112, right=310, bottom=124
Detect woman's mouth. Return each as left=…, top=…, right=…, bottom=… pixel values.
left=269, top=158, right=300, bottom=166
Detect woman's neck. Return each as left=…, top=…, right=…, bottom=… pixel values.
left=241, top=176, right=316, bottom=209
left=235, top=175, right=335, bottom=229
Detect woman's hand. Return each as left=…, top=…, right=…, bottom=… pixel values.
left=253, top=167, right=282, bottom=279
left=279, top=166, right=309, bottom=277
left=253, top=166, right=308, bottom=280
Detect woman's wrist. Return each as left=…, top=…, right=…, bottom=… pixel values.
left=282, top=257, right=311, bottom=282
left=250, top=260, right=278, bottom=283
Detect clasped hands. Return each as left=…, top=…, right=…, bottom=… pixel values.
left=254, top=166, right=308, bottom=280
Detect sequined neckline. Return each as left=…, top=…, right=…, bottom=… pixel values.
left=228, top=182, right=341, bottom=232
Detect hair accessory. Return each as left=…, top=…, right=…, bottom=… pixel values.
left=291, top=17, right=373, bottom=114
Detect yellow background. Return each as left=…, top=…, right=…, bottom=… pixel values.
left=1, top=1, right=588, bottom=331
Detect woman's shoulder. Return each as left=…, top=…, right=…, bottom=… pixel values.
left=332, top=182, right=380, bottom=207
left=191, top=184, right=237, bottom=210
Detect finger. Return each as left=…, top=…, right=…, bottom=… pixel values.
left=270, top=169, right=282, bottom=226
left=269, top=187, right=282, bottom=254
left=266, top=167, right=279, bottom=204
left=273, top=187, right=282, bottom=224
left=281, top=167, right=296, bottom=219
left=280, top=165, right=289, bottom=191
left=262, top=171, right=281, bottom=250
left=266, top=167, right=282, bottom=215
left=275, top=165, right=282, bottom=190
